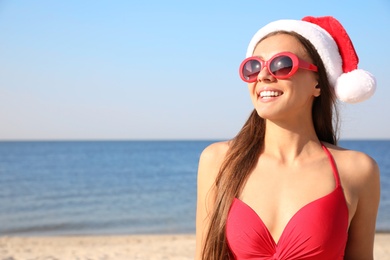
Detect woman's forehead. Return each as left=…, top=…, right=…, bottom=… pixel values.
left=253, top=34, right=309, bottom=59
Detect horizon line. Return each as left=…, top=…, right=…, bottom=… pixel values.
left=0, top=138, right=389, bottom=142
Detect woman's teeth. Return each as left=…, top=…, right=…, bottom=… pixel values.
left=259, top=91, right=282, bottom=98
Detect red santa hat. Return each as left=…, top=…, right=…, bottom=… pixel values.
left=245, top=16, right=376, bottom=103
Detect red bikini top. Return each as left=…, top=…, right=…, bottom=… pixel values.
left=226, top=145, right=349, bottom=259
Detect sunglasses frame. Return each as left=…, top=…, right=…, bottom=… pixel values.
left=239, top=52, right=318, bottom=83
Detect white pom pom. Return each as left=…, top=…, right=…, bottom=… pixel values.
left=335, top=69, right=376, bottom=103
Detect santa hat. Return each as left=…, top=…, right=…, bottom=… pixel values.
left=246, top=16, right=376, bottom=103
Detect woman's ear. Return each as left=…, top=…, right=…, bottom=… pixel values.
left=313, top=84, right=321, bottom=97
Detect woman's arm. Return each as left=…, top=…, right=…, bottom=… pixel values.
left=344, top=152, right=380, bottom=260
left=195, top=142, right=228, bottom=260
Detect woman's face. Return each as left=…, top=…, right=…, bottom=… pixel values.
left=248, top=33, right=320, bottom=121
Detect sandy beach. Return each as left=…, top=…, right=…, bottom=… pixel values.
left=0, top=233, right=388, bottom=260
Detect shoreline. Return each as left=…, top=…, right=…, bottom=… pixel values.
left=0, top=233, right=389, bottom=259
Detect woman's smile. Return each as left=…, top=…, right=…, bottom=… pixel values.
left=258, top=90, right=283, bottom=100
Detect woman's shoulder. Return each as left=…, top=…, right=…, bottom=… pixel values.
left=200, top=141, right=230, bottom=162
left=323, top=142, right=380, bottom=185
left=197, top=141, right=230, bottom=182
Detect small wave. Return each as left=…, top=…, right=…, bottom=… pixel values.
left=1, top=222, right=85, bottom=236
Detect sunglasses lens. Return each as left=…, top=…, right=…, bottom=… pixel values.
left=270, top=56, right=293, bottom=77
left=242, top=60, right=261, bottom=82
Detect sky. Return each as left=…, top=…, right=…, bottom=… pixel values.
left=1, top=0, right=389, bottom=140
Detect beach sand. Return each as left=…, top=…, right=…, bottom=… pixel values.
left=0, top=233, right=388, bottom=259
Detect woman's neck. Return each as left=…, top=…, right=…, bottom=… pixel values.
left=262, top=119, right=321, bottom=162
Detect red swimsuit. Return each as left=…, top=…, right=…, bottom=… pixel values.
left=226, top=145, right=349, bottom=259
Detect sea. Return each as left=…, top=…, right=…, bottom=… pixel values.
left=0, top=140, right=389, bottom=236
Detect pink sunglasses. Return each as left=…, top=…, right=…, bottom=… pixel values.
left=239, top=52, right=318, bottom=83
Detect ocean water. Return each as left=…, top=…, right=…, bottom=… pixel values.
left=0, top=140, right=389, bottom=236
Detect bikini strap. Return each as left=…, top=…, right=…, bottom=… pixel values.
left=321, top=144, right=341, bottom=187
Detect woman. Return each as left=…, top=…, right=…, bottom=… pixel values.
left=196, top=16, right=380, bottom=259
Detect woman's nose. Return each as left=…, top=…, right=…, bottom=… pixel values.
left=257, top=66, right=276, bottom=82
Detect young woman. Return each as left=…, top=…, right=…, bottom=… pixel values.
left=196, top=16, right=380, bottom=260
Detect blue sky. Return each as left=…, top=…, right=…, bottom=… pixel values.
left=1, top=0, right=389, bottom=140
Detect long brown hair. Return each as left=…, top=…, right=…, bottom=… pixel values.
left=201, top=31, right=339, bottom=260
